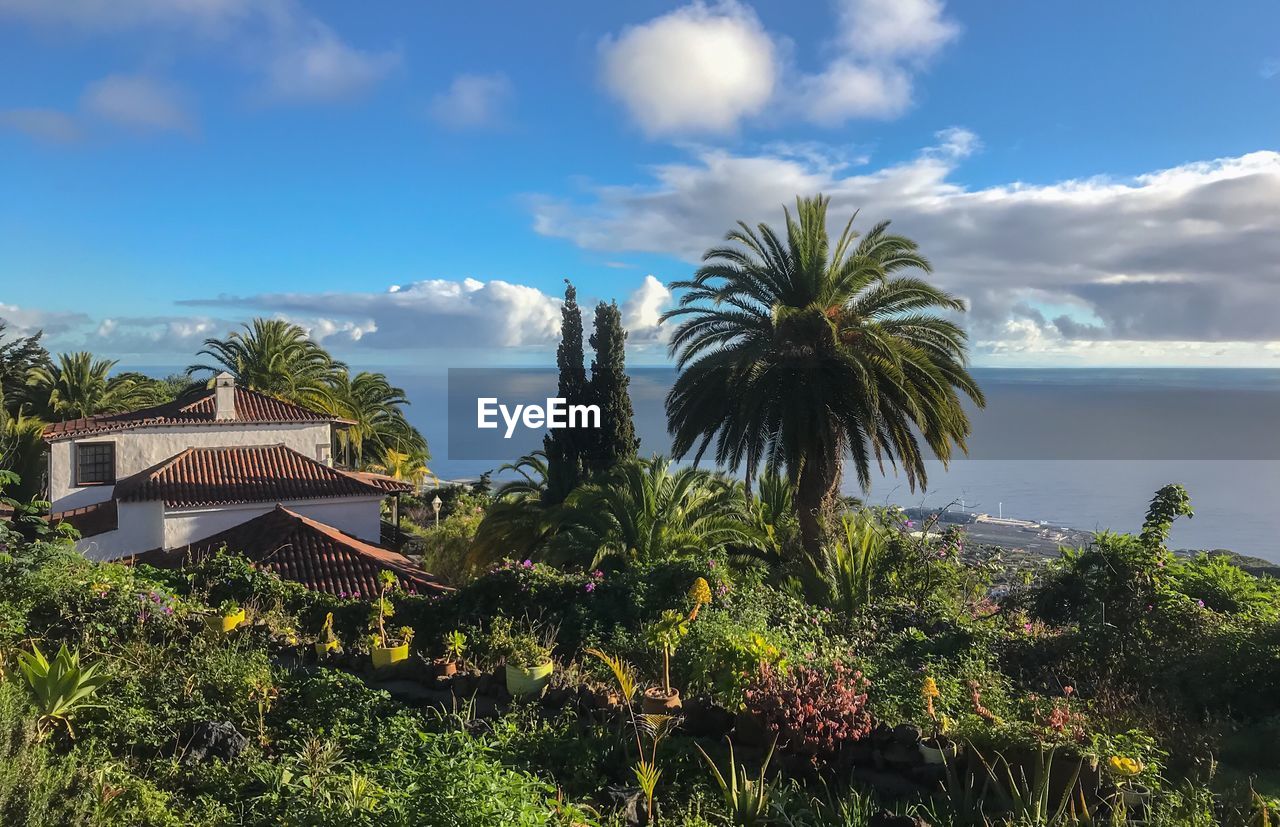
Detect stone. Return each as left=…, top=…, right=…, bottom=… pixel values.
left=681, top=697, right=734, bottom=738
left=883, top=740, right=922, bottom=767
left=184, top=721, right=249, bottom=764
left=893, top=723, right=923, bottom=745
left=606, top=785, right=649, bottom=826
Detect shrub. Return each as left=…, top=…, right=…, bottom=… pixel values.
left=743, top=663, right=873, bottom=763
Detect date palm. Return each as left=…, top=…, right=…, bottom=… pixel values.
left=549, top=456, right=762, bottom=567
left=469, top=452, right=556, bottom=567
left=188, top=319, right=343, bottom=409
left=663, top=195, right=983, bottom=555
left=324, top=370, right=426, bottom=468
left=26, top=352, right=168, bottom=421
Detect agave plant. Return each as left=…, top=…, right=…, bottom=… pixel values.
left=695, top=737, right=777, bottom=827
left=17, top=643, right=109, bottom=739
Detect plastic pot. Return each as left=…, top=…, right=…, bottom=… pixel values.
left=371, top=643, right=409, bottom=669
left=505, top=662, right=554, bottom=697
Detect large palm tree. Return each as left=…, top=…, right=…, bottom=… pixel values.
left=0, top=393, right=47, bottom=503
left=188, top=319, right=344, bottom=409
left=663, top=195, right=984, bottom=555
left=324, top=370, right=426, bottom=468
left=548, top=456, right=763, bottom=567
left=469, top=451, right=557, bottom=567
left=26, top=352, right=168, bottom=421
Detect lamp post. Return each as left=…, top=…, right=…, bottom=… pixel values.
left=432, top=493, right=442, bottom=528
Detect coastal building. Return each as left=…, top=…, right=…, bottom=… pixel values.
left=43, top=373, right=444, bottom=595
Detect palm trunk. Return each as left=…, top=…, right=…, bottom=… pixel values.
left=796, top=448, right=843, bottom=560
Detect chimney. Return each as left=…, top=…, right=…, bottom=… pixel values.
left=214, top=372, right=236, bottom=421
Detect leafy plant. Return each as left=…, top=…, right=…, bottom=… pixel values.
left=695, top=737, right=777, bottom=827
left=743, top=662, right=872, bottom=763
left=974, top=744, right=1083, bottom=826
left=16, top=644, right=109, bottom=740
left=443, top=629, right=468, bottom=664
left=647, top=609, right=689, bottom=696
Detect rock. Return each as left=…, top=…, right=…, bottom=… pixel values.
left=893, top=723, right=923, bottom=745
left=732, top=710, right=769, bottom=747
left=882, top=740, right=922, bottom=767
left=606, top=785, right=649, bottom=827
left=681, top=697, right=734, bottom=738
left=184, top=721, right=249, bottom=764
left=869, top=810, right=930, bottom=827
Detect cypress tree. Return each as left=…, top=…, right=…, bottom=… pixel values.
left=543, top=280, right=587, bottom=502
left=586, top=300, right=639, bottom=474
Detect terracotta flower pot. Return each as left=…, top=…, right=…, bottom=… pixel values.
left=371, top=643, right=409, bottom=669
left=641, top=687, right=682, bottom=716
left=433, top=658, right=458, bottom=678
left=505, top=662, right=554, bottom=697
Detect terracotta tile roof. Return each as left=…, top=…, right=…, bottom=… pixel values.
left=48, top=500, right=118, bottom=538
left=43, top=386, right=338, bottom=441
left=134, top=505, right=449, bottom=596
left=114, top=444, right=388, bottom=508
left=342, top=470, right=415, bottom=494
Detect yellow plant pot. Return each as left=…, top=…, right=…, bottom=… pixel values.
left=505, top=662, right=554, bottom=697
left=371, top=643, right=409, bottom=669
left=314, top=639, right=340, bottom=657
left=206, top=608, right=246, bottom=634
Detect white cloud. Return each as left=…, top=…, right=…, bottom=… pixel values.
left=262, top=24, right=400, bottom=103
left=1262, top=58, right=1280, bottom=80
left=599, top=0, right=957, bottom=134
left=82, top=74, right=192, bottom=132
left=531, top=133, right=1280, bottom=358
left=0, top=304, right=90, bottom=337
left=429, top=73, right=513, bottom=130
left=622, top=275, right=672, bottom=343
left=180, top=278, right=565, bottom=349
left=0, top=108, right=82, bottom=143
left=0, top=0, right=398, bottom=106
left=600, top=1, right=776, bottom=136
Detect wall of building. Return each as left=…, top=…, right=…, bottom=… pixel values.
left=48, top=422, right=334, bottom=511
left=75, top=501, right=164, bottom=561
left=162, top=496, right=383, bottom=549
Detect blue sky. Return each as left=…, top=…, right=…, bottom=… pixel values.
left=2, top=0, right=1279, bottom=367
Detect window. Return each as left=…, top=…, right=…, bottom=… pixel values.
left=76, top=442, right=115, bottom=485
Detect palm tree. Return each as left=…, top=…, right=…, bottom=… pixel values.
left=188, top=319, right=344, bottom=409
left=26, top=352, right=168, bottom=421
left=367, top=446, right=435, bottom=488
left=469, top=452, right=557, bottom=567
left=0, top=393, right=47, bottom=503
left=663, top=195, right=984, bottom=555
left=802, top=512, right=888, bottom=616
left=548, top=456, right=763, bottom=567
left=324, top=370, right=426, bottom=468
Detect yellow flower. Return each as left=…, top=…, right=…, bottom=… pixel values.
left=687, top=577, right=712, bottom=606
left=1108, top=756, right=1143, bottom=777
left=922, top=677, right=940, bottom=699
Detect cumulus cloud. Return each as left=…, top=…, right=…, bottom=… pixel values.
left=599, top=0, right=956, bottom=134
left=621, top=275, right=673, bottom=343
left=262, top=24, right=400, bottom=103
left=600, top=1, right=776, bottom=136
left=429, top=73, right=513, bottom=130
left=0, top=304, right=90, bottom=338
left=180, top=279, right=564, bottom=349
left=82, top=74, right=193, bottom=132
left=531, top=133, right=1280, bottom=358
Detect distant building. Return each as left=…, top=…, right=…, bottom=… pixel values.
left=43, top=373, right=445, bottom=595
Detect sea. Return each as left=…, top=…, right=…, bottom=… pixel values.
left=387, top=367, right=1280, bottom=563
left=132, top=364, right=1280, bottom=562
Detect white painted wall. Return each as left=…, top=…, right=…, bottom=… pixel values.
left=48, top=422, right=334, bottom=511
left=75, top=501, right=164, bottom=561
left=163, top=496, right=383, bottom=548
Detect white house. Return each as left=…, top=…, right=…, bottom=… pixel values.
left=43, top=373, right=443, bottom=594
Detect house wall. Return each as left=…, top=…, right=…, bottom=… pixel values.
left=163, top=496, right=383, bottom=549
left=74, top=501, right=164, bottom=561
left=48, top=422, right=334, bottom=511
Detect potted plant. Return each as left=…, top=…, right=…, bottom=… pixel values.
left=206, top=599, right=245, bottom=634
left=501, top=622, right=554, bottom=698
left=314, top=612, right=340, bottom=657
left=369, top=571, right=413, bottom=669
left=435, top=629, right=466, bottom=677
left=643, top=609, right=689, bottom=715
left=1108, top=755, right=1151, bottom=809
left=919, top=676, right=959, bottom=764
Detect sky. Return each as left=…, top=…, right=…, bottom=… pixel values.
left=1, top=0, right=1279, bottom=369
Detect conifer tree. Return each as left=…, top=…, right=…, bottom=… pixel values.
left=543, top=280, right=588, bottom=502
left=585, top=301, right=639, bottom=474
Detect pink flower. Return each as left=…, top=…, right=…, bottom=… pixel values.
left=1023, top=622, right=1033, bottom=633
left=521, top=559, right=533, bottom=569
left=1197, top=599, right=1205, bottom=608
left=584, top=582, right=596, bottom=593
